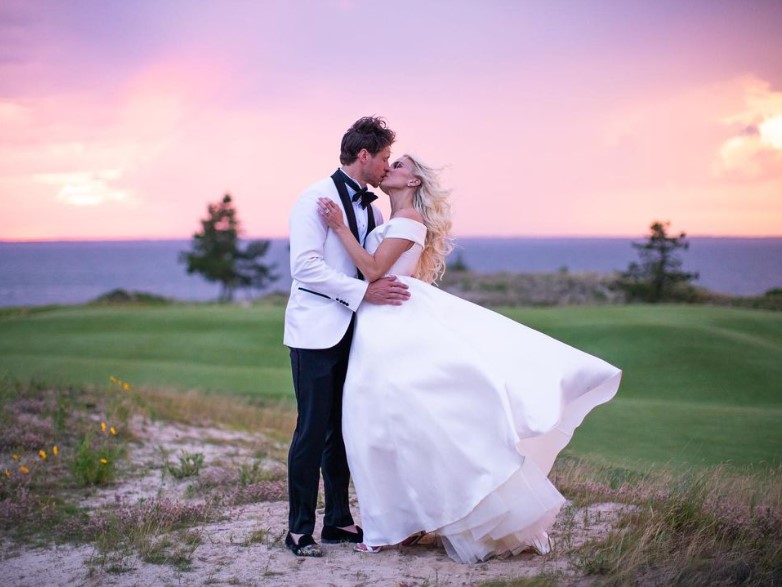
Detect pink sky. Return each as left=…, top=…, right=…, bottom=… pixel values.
left=1, top=0, right=781, bottom=241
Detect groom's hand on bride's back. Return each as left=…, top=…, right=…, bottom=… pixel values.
left=364, top=276, right=410, bottom=305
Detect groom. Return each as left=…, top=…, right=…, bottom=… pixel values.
left=283, top=116, right=411, bottom=557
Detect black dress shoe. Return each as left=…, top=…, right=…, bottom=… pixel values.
left=285, top=532, right=322, bottom=557
left=320, top=525, right=364, bottom=544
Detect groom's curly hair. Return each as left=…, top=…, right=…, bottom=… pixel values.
left=340, top=116, right=396, bottom=165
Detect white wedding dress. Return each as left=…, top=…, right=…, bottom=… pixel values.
left=342, top=218, right=621, bottom=563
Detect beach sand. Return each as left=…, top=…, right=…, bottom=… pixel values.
left=0, top=418, right=630, bottom=587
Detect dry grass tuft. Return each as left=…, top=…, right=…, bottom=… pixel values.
left=135, top=387, right=296, bottom=442
left=440, top=270, right=623, bottom=307
left=551, top=457, right=782, bottom=585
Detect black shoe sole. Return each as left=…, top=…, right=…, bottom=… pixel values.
left=285, top=533, right=323, bottom=557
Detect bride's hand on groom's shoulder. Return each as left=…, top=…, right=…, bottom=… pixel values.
left=317, top=197, right=345, bottom=230
left=364, top=275, right=410, bottom=306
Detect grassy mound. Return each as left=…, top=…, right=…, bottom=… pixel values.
left=0, top=303, right=780, bottom=472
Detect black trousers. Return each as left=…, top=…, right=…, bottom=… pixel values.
left=287, top=319, right=356, bottom=535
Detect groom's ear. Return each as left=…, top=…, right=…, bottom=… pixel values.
left=357, top=148, right=369, bottom=163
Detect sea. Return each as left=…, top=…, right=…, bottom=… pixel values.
left=0, top=237, right=780, bottom=308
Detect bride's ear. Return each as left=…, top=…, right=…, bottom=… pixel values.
left=407, top=179, right=421, bottom=187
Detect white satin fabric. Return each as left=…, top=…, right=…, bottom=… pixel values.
left=342, top=218, right=621, bottom=563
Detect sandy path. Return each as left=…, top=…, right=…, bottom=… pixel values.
left=0, top=418, right=625, bottom=586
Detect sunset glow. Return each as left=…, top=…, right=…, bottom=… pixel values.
left=1, top=0, right=781, bottom=241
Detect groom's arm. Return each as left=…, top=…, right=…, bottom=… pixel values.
left=290, top=191, right=410, bottom=308
left=289, top=191, right=369, bottom=311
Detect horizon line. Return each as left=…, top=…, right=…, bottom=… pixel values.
left=3, top=233, right=782, bottom=244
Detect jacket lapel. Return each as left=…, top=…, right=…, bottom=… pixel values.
left=330, top=170, right=366, bottom=280
left=330, top=170, right=360, bottom=244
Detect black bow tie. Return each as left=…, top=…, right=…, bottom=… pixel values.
left=351, top=187, right=378, bottom=209
left=340, top=171, right=378, bottom=209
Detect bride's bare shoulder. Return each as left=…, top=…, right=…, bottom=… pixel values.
left=392, top=207, right=424, bottom=223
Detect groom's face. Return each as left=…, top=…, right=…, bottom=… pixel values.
left=363, top=146, right=392, bottom=188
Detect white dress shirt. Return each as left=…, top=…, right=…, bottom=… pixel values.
left=341, top=169, right=371, bottom=244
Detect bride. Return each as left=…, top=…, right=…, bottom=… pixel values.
left=317, top=154, right=621, bottom=563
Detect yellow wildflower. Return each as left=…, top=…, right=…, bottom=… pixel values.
left=110, top=426, right=117, bottom=436
left=100, top=458, right=109, bottom=465
left=39, top=450, right=47, bottom=460
left=19, top=465, right=30, bottom=474
left=12, top=454, right=19, bottom=462
left=101, top=421, right=107, bottom=432
left=110, top=376, right=117, bottom=383
left=53, top=445, right=59, bottom=456
left=4, top=469, right=10, bottom=478
left=123, top=382, right=130, bottom=391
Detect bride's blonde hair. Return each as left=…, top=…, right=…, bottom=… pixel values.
left=405, top=153, right=454, bottom=284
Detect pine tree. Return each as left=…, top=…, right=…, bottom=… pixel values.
left=180, top=194, right=277, bottom=302
left=619, top=221, right=698, bottom=302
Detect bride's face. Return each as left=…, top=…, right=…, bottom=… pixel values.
left=380, top=157, right=418, bottom=193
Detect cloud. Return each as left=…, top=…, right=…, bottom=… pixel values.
left=34, top=170, right=129, bottom=206
left=759, top=115, right=782, bottom=150
left=0, top=56, right=225, bottom=196
left=740, top=125, right=759, bottom=137
left=716, top=77, right=782, bottom=180
left=0, top=100, right=31, bottom=124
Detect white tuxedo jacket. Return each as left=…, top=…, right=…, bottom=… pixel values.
left=284, top=176, right=382, bottom=349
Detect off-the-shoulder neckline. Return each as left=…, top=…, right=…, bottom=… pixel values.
left=387, top=216, right=426, bottom=229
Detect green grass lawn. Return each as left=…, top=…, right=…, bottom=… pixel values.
left=0, top=304, right=291, bottom=400
left=500, top=305, right=782, bottom=471
left=1, top=303, right=780, bottom=472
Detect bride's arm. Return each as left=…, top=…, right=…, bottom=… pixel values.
left=318, top=198, right=417, bottom=282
